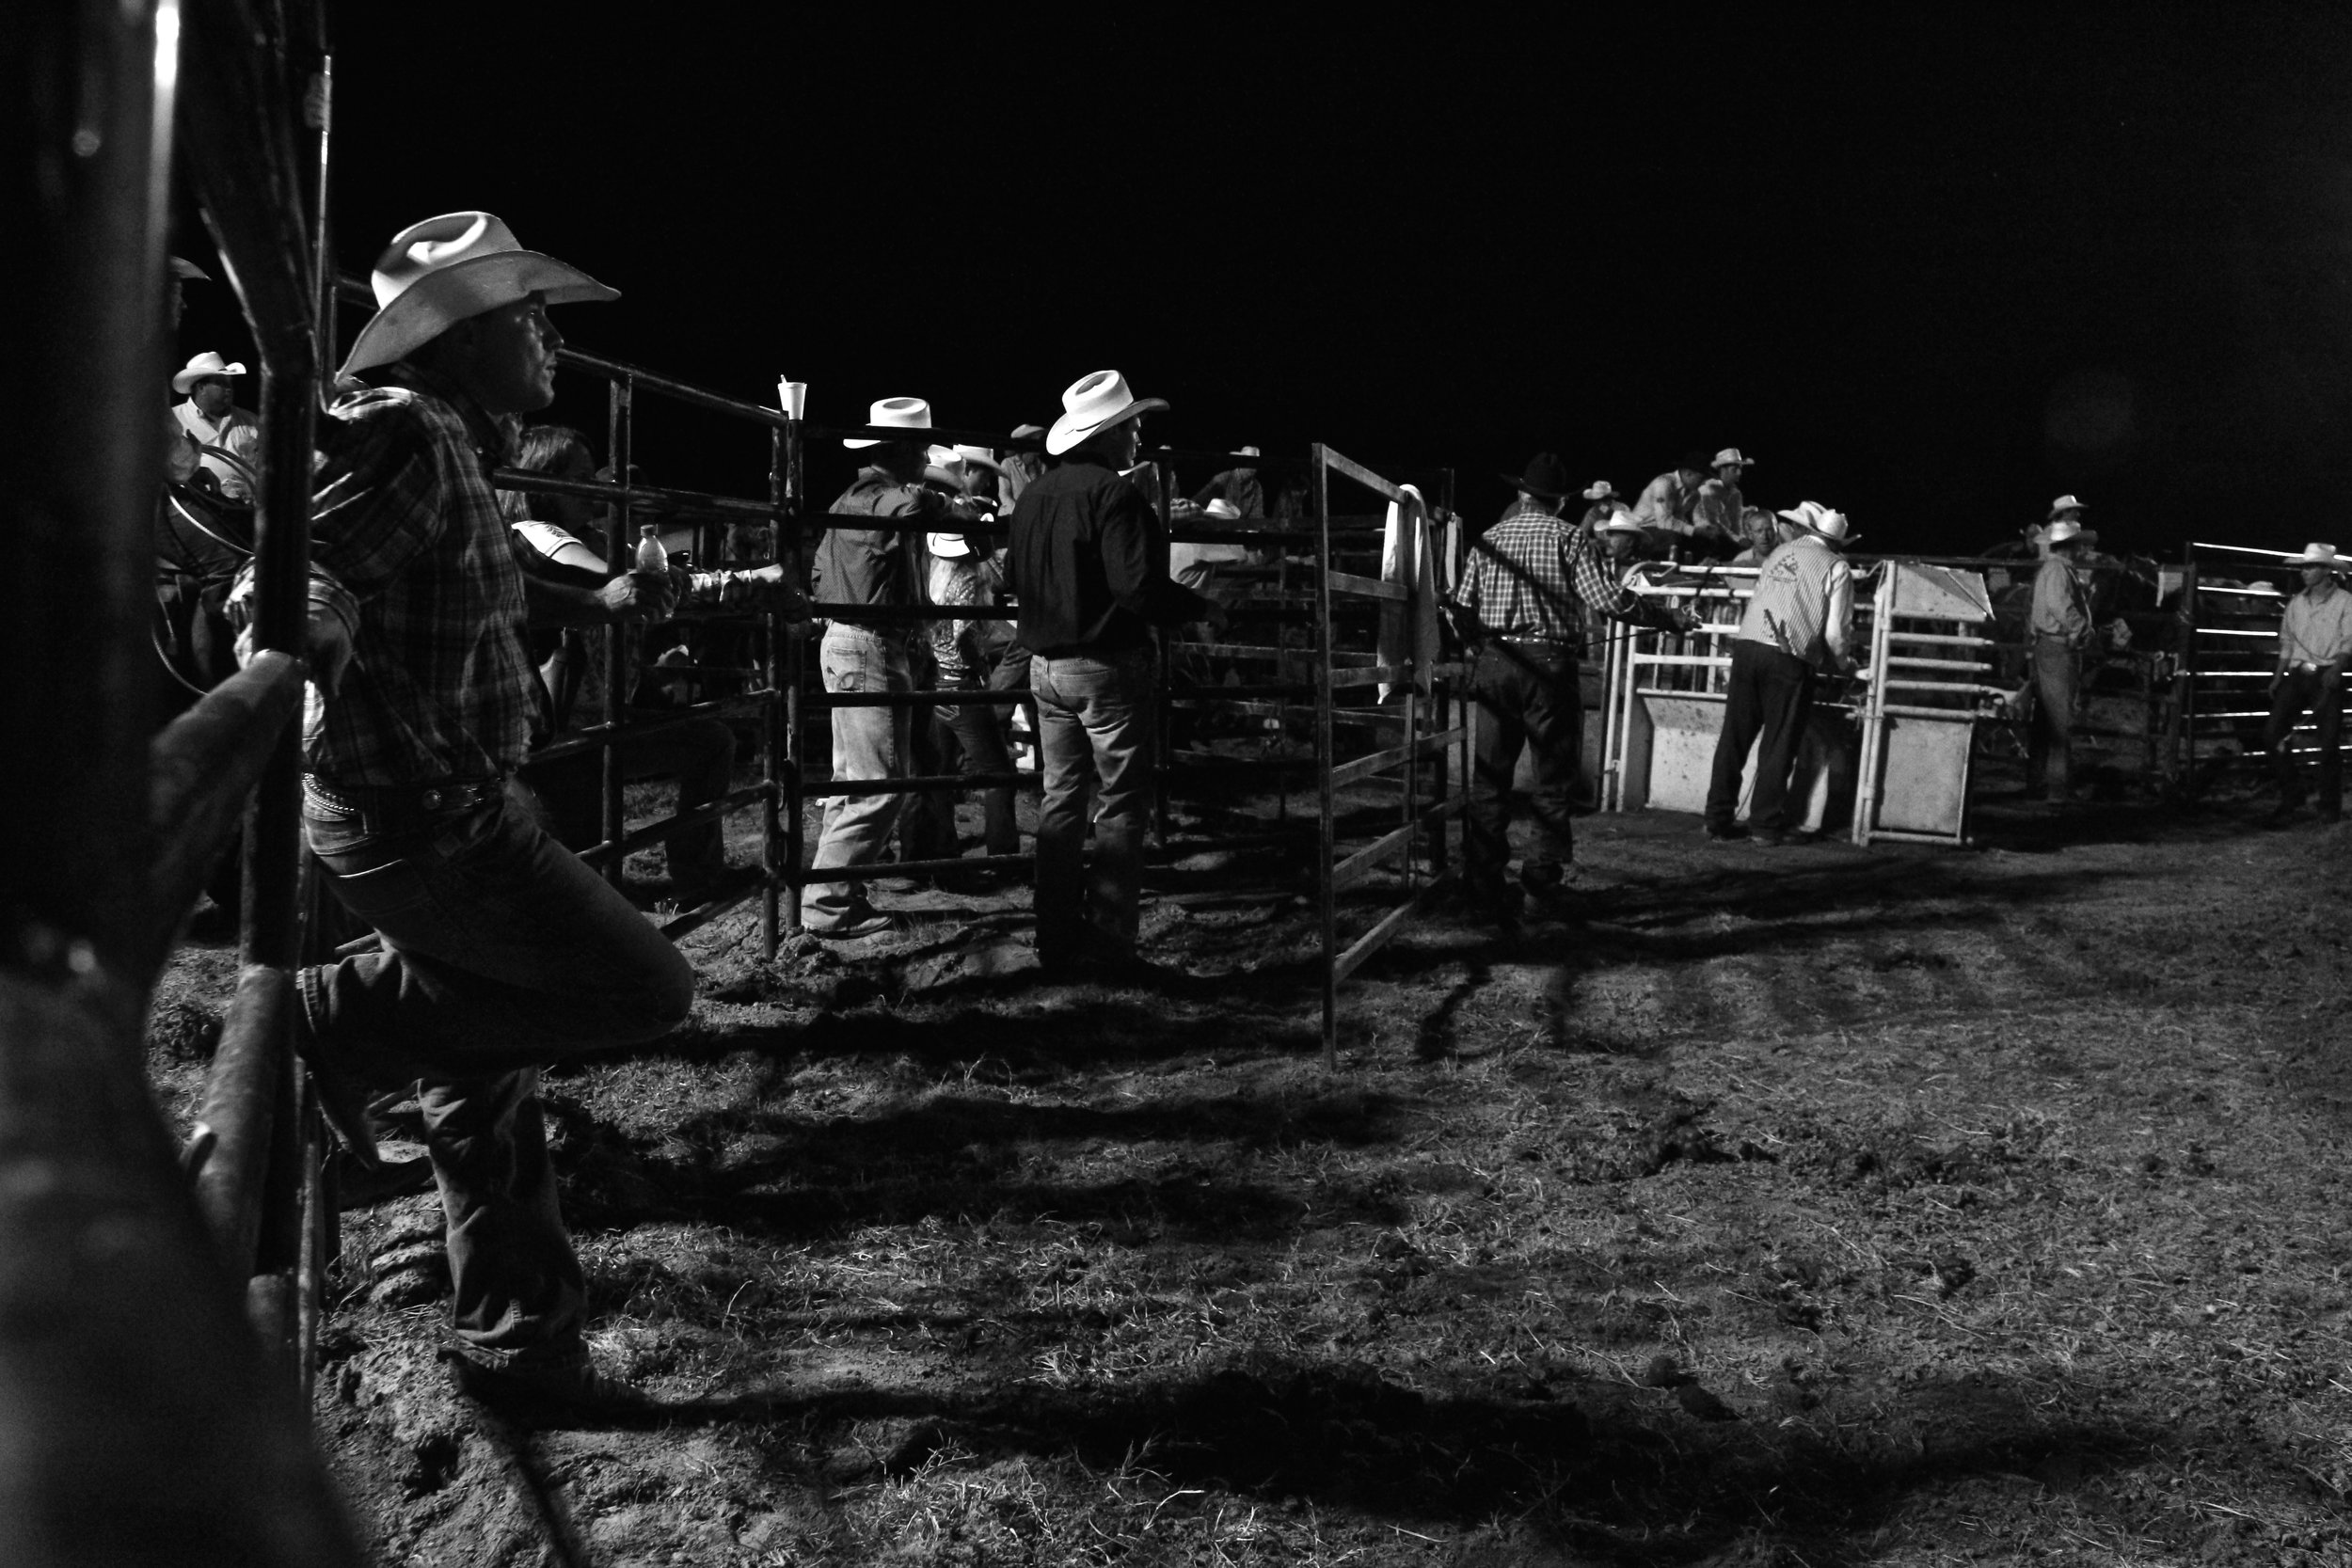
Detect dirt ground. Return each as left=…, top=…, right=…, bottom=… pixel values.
left=144, top=759, right=2352, bottom=1566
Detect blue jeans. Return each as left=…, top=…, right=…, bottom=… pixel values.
left=1032, top=647, right=1155, bottom=966
left=804, top=626, right=913, bottom=927
left=1705, top=641, right=1816, bottom=832
left=1468, top=641, right=1581, bottom=897
left=301, top=778, right=695, bottom=1367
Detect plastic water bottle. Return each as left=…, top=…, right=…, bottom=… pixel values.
left=636, top=524, right=667, bottom=575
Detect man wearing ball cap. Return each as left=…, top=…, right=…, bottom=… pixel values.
left=2264, top=543, right=2352, bottom=825
left=1007, top=371, right=1223, bottom=974
left=264, top=213, right=690, bottom=1411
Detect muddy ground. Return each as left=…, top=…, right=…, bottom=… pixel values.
left=145, top=762, right=2352, bottom=1566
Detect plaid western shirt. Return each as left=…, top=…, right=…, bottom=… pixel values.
left=1453, top=499, right=1644, bottom=647
left=301, top=365, right=540, bottom=786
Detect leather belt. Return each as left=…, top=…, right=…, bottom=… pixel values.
left=303, top=773, right=503, bottom=827
left=1497, top=635, right=1573, bottom=649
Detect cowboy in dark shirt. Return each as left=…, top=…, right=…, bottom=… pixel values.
left=1008, top=371, right=1221, bottom=973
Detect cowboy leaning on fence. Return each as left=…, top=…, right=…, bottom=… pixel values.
left=244, top=211, right=693, bottom=1412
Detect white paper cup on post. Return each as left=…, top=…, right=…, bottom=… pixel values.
left=778, top=379, right=808, bottom=420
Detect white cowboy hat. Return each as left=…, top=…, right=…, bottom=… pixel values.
left=1203, top=498, right=1243, bottom=522
left=2044, top=518, right=2097, bottom=548
left=1235, top=445, right=1263, bottom=458
left=846, top=397, right=935, bottom=450
left=1712, top=448, right=1755, bottom=468
left=2048, top=493, right=2087, bottom=518
left=1597, top=511, right=1647, bottom=535
left=172, top=352, right=246, bottom=394
left=2283, top=542, right=2344, bottom=568
left=1045, top=370, right=1168, bottom=456
left=339, top=212, right=616, bottom=378
left=1775, top=499, right=1860, bottom=547
left=927, top=531, right=976, bottom=560
left=953, top=443, right=1004, bottom=474
left=1582, top=480, right=1617, bottom=501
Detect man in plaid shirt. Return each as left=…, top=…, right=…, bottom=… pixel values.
left=1450, top=453, right=1693, bottom=918
left=270, top=214, right=693, bottom=1411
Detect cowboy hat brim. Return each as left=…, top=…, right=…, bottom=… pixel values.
left=1046, top=397, right=1168, bottom=457
left=2283, top=552, right=2343, bottom=568
left=172, top=361, right=247, bottom=393
left=337, top=251, right=618, bottom=378
left=1501, top=471, right=1572, bottom=500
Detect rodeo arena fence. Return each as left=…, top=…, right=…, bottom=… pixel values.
left=10, top=5, right=2336, bottom=1561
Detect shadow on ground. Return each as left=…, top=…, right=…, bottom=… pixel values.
left=517, top=1356, right=2159, bottom=1567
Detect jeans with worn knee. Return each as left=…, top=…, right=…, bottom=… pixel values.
left=804, top=625, right=913, bottom=927
left=301, top=779, right=695, bottom=1368
left=1032, top=647, right=1155, bottom=966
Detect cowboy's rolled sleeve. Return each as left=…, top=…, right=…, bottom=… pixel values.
left=1824, top=558, right=1854, bottom=663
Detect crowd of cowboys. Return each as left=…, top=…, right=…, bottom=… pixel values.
left=149, top=212, right=1269, bottom=1410
left=146, top=210, right=2352, bottom=1414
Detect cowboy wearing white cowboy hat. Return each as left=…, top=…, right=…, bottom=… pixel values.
left=1191, top=444, right=1267, bottom=519
left=804, top=396, right=990, bottom=932
left=1702, top=499, right=1858, bottom=846
left=1689, top=448, right=1755, bottom=559
left=266, top=210, right=697, bottom=1414
left=2263, top=543, right=2352, bottom=825
left=169, top=351, right=261, bottom=500
left=1007, top=370, right=1216, bottom=974
left=1577, top=480, right=1620, bottom=535
left=2023, top=514, right=2108, bottom=802
left=1595, top=506, right=1649, bottom=571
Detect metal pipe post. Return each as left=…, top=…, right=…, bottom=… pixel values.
left=780, top=414, right=807, bottom=937
left=1154, top=456, right=1175, bottom=848
left=602, top=376, right=632, bottom=885
left=1312, top=446, right=1338, bottom=1069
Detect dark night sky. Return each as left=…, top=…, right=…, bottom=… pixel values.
left=171, top=6, right=2352, bottom=556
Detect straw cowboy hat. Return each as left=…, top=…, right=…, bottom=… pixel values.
left=922, top=443, right=966, bottom=485
left=1502, top=452, right=1573, bottom=500
left=953, top=443, right=1004, bottom=474
left=845, top=397, right=935, bottom=450
left=2048, top=493, right=2088, bottom=519
left=1711, top=448, right=1755, bottom=469
left=1582, top=480, right=1617, bottom=501
left=1046, top=370, right=1168, bottom=456
left=172, top=351, right=246, bottom=394
left=2044, top=518, right=2098, bottom=548
left=1775, top=499, right=1860, bottom=547
left=2283, top=543, right=2344, bottom=569
left=339, top=212, right=617, bottom=379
